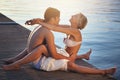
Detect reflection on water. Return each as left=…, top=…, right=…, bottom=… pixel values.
left=0, top=0, right=120, bottom=79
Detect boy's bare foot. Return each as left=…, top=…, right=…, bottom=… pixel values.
left=2, top=64, right=20, bottom=70
left=104, top=67, right=117, bottom=75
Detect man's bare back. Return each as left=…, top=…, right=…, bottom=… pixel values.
left=27, top=26, right=54, bottom=52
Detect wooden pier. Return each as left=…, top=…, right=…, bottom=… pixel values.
left=0, top=13, right=116, bottom=80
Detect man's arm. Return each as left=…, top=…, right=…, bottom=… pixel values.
left=25, top=18, right=43, bottom=25
left=45, top=30, right=72, bottom=60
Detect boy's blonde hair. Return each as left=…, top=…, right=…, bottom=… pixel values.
left=77, top=13, right=88, bottom=30
left=44, top=7, right=60, bottom=22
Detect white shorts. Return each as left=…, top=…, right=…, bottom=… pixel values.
left=32, top=48, right=70, bottom=71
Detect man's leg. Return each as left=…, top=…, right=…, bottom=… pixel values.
left=3, top=45, right=48, bottom=70
left=67, top=61, right=116, bottom=75
left=3, top=48, right=28, bottom=64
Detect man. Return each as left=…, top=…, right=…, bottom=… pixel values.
left=3, top=7, right=73, bottom=70
left=26, top=7, right=71, bottom=60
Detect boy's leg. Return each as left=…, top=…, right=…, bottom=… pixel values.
left=3, top=45, right=48, bottom=70
left=3, top=48, right=28, bottom=64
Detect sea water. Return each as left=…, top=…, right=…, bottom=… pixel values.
left=0, top=0, right=120, bottom=79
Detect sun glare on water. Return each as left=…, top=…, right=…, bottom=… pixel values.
left=0, top=0, right=96, bottom=27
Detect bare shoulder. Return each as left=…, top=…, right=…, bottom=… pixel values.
left=42, top=28, right=54, bottom=37
left=72, top=29, right=82, bottom=37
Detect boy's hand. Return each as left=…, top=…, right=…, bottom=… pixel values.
left=25, top=18, right=44, bottom=25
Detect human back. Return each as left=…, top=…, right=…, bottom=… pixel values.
left=26, top=7, right=61, bottom=54
left=27, top=26, right=53, bottom=52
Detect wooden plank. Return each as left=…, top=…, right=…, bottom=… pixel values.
left=0, top=13, right=116, bottom=80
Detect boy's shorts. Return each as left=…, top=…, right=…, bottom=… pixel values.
left=32, top=48, right=70, bottom=71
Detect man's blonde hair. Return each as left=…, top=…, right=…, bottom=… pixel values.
left=77, top=13, right=88, bottom=30
left=44, top=7, right=60, bottom=22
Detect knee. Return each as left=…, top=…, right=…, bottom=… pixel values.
left=27, top=45, right=46, bottom=53
left=38, top=45, right=46, bottom=50
left=68, top=61, right=75, bottom=68
left=37, top=45, right=48, bottom=55
left=67, top=61, right=76, bottom=71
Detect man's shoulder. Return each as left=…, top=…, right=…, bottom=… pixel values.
left=41, top=27, right=53, bottom=34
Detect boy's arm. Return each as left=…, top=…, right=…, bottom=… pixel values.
left=25, top=18, right=43, bottom=25
left=46, top=31, right=72, bottom=60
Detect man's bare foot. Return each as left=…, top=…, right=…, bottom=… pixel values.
left=2, top=64, right=20, bottom=70
left=84, top=48, right=92, bottom=60
left=104, top=67, right=117, bottom=75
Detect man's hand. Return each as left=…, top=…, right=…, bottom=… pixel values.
left=25, top=18, right=44, bottom=25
